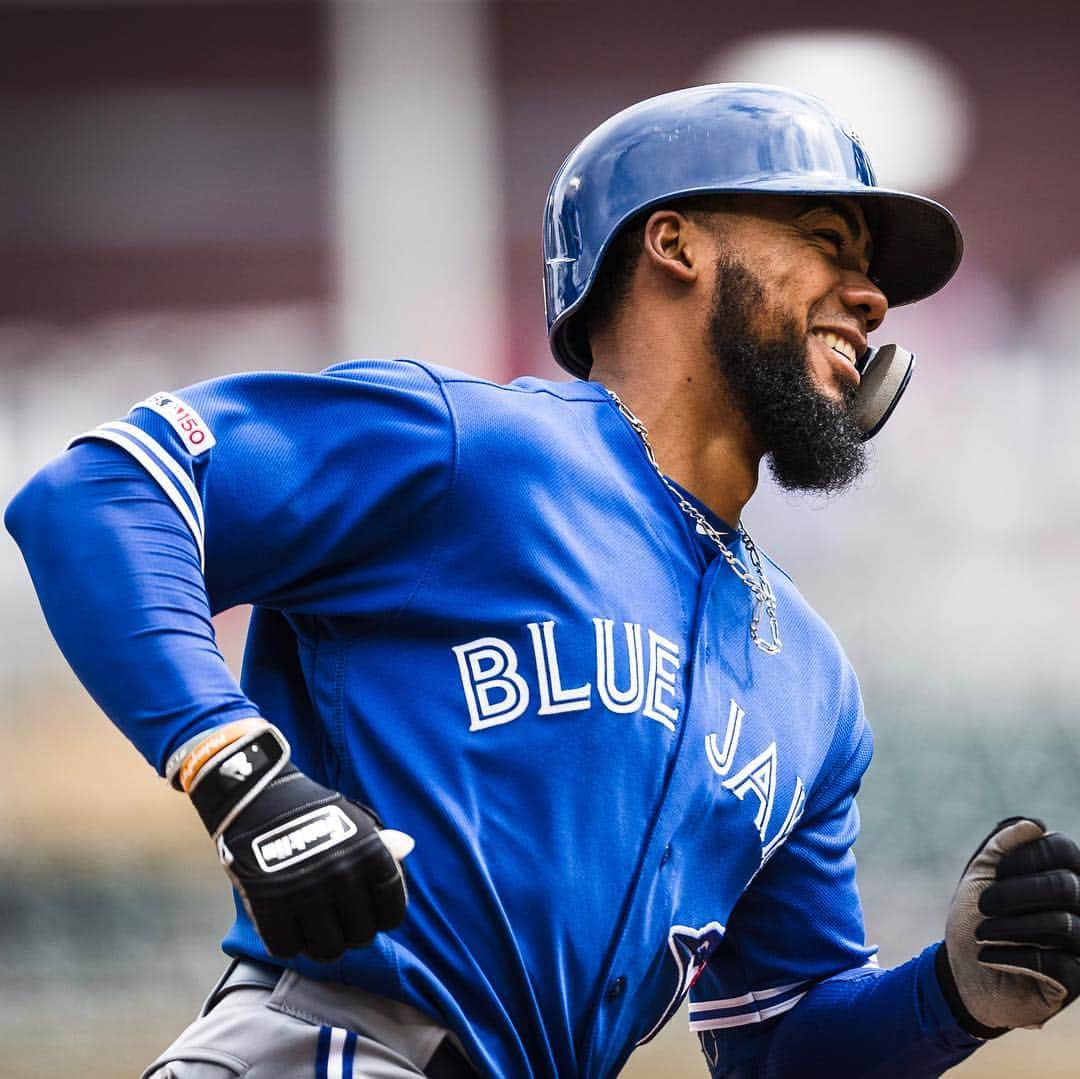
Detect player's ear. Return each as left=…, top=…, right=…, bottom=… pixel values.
left=642, top=210, right=699, bottom=284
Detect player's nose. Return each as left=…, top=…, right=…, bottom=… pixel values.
left=838, top=274, right=888, bottom=334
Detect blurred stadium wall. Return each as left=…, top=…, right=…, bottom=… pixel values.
left=1, top=2, right=1078, bottom=1075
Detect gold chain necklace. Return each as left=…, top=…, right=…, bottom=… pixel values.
left=606, top=389, right=782, bottom=657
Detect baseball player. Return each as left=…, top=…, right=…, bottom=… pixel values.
left=7, top=84, right=1080, bottom=1078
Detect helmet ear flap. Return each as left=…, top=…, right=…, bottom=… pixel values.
left=855, top=345, right=915, bottom=440
left=558, top=320, right=593, bottom=379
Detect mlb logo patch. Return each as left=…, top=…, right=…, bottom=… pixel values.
left=135, top=392, right=217, bottom=455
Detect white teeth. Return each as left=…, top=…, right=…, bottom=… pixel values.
left=813, top=330, right=857, bottom=365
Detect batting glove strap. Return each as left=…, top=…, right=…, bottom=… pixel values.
left=166, top=717, right=268, bottom=790
left=187, top=726, right=291, bottom=838
left=942, top=817, right=1080, bottom=1035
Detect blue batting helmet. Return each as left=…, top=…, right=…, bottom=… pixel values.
left=543, top=83, right=963, bottom=378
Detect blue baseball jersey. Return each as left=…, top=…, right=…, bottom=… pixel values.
left=6, top=358, right=978, bottom=1077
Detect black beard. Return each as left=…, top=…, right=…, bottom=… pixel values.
left=708, top=257, right=868, bottom=494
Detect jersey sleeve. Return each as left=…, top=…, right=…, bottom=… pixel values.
left=5, top=358, right=453, bottom=772
left=68, top=358, right=454, bottom=614
left=691, top=666, right=981, bottom=1076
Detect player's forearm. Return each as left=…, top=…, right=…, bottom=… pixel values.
left=755, top=945, right=980, bottom=1078
left=5, top=440, right=259, bottom=771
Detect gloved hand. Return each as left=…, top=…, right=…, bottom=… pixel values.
left=174, top=719, right=411, bottom=962
left=938, top=817, right=1080, bottom=1038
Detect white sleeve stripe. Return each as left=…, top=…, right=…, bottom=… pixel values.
left=99, top=421, right=206, bottom=538
left=689, top=991, right=806, bottom=1031
left=688, top=978, right=807, bottom=1012
left=689, top=959, right=881, bottom=1029
left=71, top=426, right=205, bottom=571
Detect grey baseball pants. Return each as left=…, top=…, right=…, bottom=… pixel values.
left=142, top=959, right=478, bottom=1078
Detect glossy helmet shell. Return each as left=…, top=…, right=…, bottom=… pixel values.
left=543, top=83, right=963, bottom=378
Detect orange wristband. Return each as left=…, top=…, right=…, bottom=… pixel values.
left=177, top=718, right=267, bottom=793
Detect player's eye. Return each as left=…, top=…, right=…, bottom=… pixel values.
left=813, top=228, right=846, bottom=251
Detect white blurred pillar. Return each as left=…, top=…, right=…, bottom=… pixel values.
left=329, top=0, right=506, bottom=379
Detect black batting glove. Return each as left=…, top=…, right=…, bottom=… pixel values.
left=938, top=817, right=1080, bottom=1037
left=175, top=721, right=410, bottom=962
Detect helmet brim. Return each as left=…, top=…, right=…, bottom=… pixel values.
left=853, top=188, right=963, bottom=306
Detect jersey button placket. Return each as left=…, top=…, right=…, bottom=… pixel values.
left=605, top=975, right=627, bottom=1002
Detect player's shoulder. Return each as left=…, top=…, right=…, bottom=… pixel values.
left=319, top=356, right=455, bottom=396
left=321, top=358, right=603, bottom=411
left=322, top=357, right=582, bottom=391
left=341, top=359, right=608, bottom=436
left=171, top=358, right=449, bottom=413
left=159, top=359, right=600, bottom=469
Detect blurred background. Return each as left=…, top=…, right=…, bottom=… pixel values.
left=1, top=0, right=1078, bottom=1075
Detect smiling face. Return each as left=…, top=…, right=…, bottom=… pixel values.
left=708, top=194, right=887, bottom=399
left=792, top=198, right=886, bottom=398
left=698, top=194, right=889, bottom=493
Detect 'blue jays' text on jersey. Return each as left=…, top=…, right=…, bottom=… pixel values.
left=6, top=359, right=978, bottom=1077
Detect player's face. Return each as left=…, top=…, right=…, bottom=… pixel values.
left=703, top=197, right=886, bottom=493
left=790, top=199, right=884, bottom=401
left=719, top=196, right=886, bottom=402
